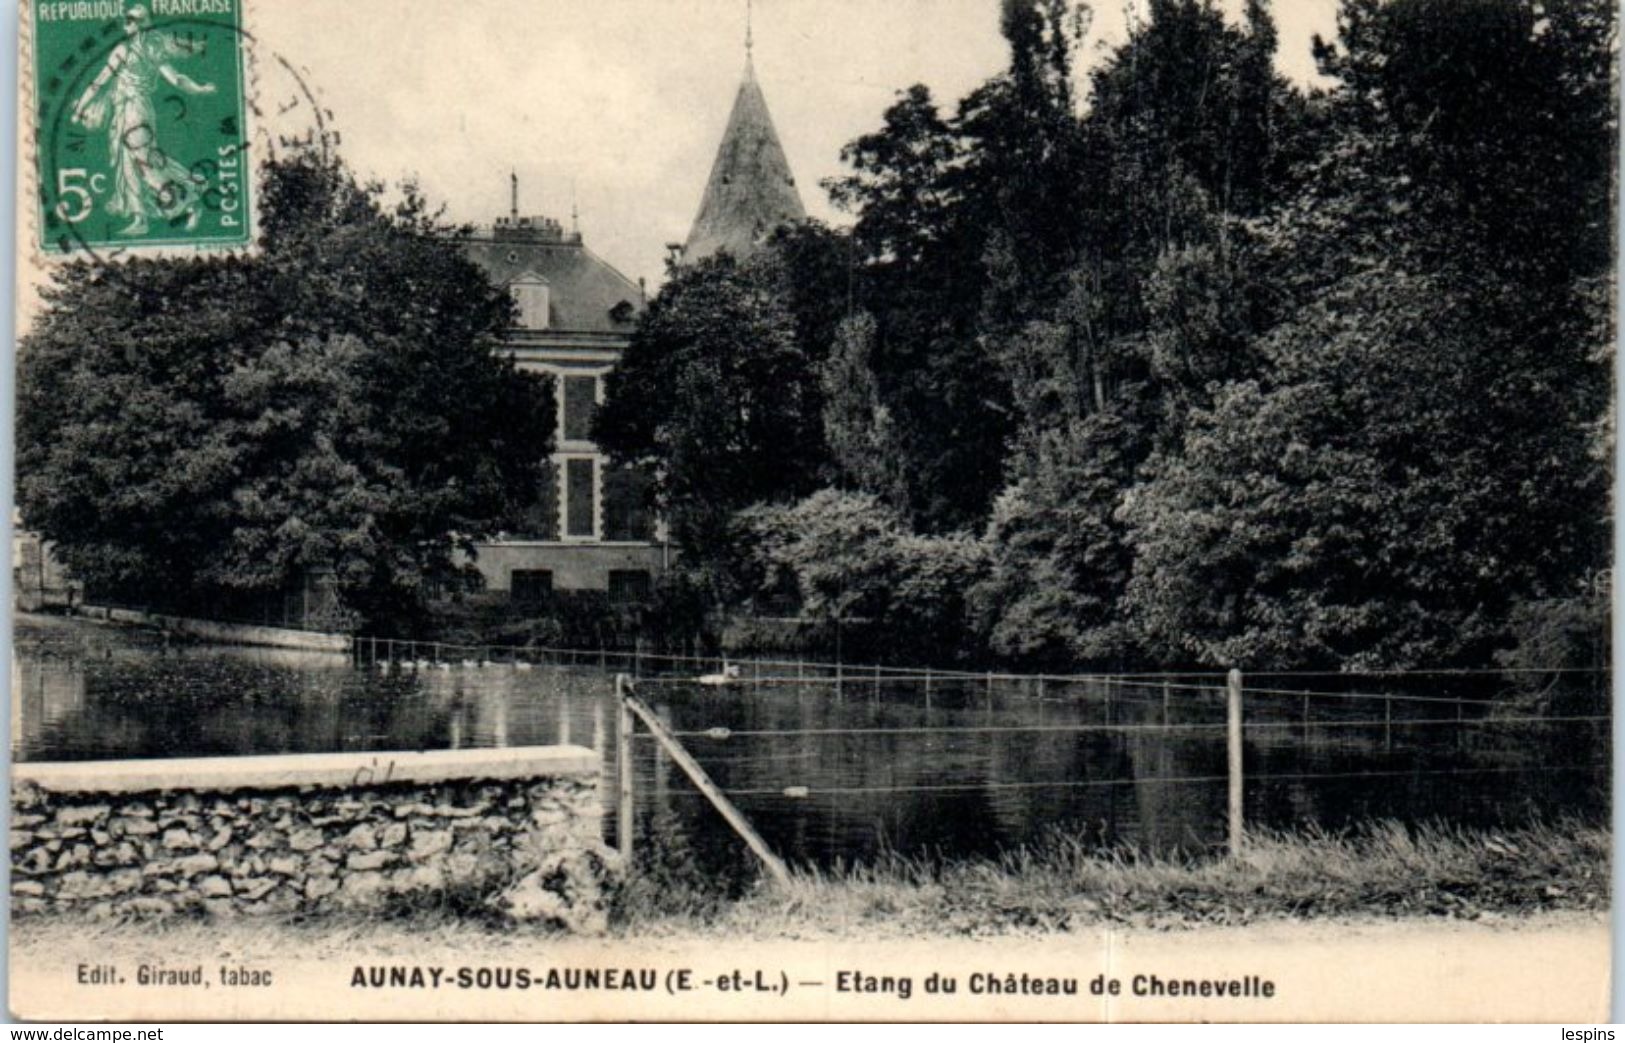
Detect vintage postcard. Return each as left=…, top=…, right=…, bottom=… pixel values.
left=9, top=0, right=1615, bottom=1024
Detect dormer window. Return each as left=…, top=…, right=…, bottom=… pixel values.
left=508, top=271, right=550, bottom=330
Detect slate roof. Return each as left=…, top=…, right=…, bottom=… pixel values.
left=683, top=63, right=806, bottom=262
left=462, top=231, right=643, bottom=336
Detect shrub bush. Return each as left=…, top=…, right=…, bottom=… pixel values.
left=734, top=490, right=988, bottom=663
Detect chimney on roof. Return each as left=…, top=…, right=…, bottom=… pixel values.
left=510, top=170, right=519, bottom=220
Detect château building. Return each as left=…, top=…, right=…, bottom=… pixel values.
left=461, top=192, right=667, bottom=604
left=462, top=19, right=806, bottom=605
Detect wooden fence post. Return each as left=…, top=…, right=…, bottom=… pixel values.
left=616, top=675, right=636, bottom=863
left=623, top=688, right=791, bottom=887
left=1227, top=667, right=1244, bottom=857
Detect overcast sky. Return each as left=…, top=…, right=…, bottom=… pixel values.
left=248, top=0, right=1340, bottom=290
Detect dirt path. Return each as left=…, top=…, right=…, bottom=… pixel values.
left=10, top=911, right=1608, bottom=1021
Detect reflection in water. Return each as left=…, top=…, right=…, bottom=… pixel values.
left=12, top=615, right=1608, bottom=880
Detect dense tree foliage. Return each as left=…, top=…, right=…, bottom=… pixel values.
left=736, top=490, right=988, bottom=663
left=1124, top=269, right=1610, bottom=668
left=966, top=0, right=1298, bottom=664
left=822, top=1, right=1092, bottom=530
left=594, top=251, right=829, bottom=588
left=599, top=0, right=1614, bottom=672
left=819, top=312, right=911, bottom=510
left=1121, top=0, right=1614, bottom=668
left=17, top=153, right=556, bottom=630
left=31, top=0, right=1608, bottom=672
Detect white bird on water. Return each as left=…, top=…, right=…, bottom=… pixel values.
left=698, top=663, right=741, bottom=687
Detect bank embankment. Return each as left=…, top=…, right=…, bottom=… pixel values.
left=617, top=818, right=1609, bottom=938
left=13, top=819, right=1607, bottom=939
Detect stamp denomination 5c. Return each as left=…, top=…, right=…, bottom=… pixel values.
left=30, top=0, right=252, bottom=255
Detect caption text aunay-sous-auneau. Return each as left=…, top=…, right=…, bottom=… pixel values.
left=343, top=964, right=1278, bottom=1001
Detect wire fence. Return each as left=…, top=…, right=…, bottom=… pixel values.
left=345, top=633, right=1609, bottom=874
left=353, top=633, right=1603, bottom=709
left=601, top=660, right=1609, bottom=879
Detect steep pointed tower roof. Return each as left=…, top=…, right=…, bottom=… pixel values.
left=682, top=40, right=806, bottom=263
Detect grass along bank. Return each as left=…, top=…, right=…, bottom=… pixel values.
left=6, top=819, right=1607, bottom=943
left=616, top=819, right=1610, bottom=938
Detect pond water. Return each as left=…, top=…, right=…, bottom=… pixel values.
left=12, top=615, right=1609, bottom=880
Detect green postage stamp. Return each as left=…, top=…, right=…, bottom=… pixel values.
left=29, top=0, right=252, bottom=255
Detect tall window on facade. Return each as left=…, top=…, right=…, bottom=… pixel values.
left=603, top=465, right=655, bottom=542
left=509, top=277, right=550, bottom=330
left=562, top=375, right=598, bottom=442
left=565, top=457, right=596, bottom=538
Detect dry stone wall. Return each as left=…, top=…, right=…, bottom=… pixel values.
left=10, top=747, right=618, bottom=933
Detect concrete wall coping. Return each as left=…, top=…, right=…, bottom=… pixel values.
left=12, top=745, right=599, bottom=795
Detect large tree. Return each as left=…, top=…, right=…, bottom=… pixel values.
left=16, top=152, right=556, bottom=631
left=1310, top=0, right=1615, bottom=285
left=821, top=0, right=1094, bottom=533
left=1123, top=267, right=1610, bottom=669
left=966, top=0, right=1300, bottom=665
left=1122, top=0, right=1615, bottom=669
left=819, top=311, right=910, bottom=511
left=594, top=251, right=828, bottom=589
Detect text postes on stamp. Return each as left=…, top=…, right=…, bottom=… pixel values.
left=31, top=0, right=252, bottom=256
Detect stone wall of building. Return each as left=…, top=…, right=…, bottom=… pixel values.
left=10, top=747, right=617, bottom=933
left=470, top=541, right=670, bottom=594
